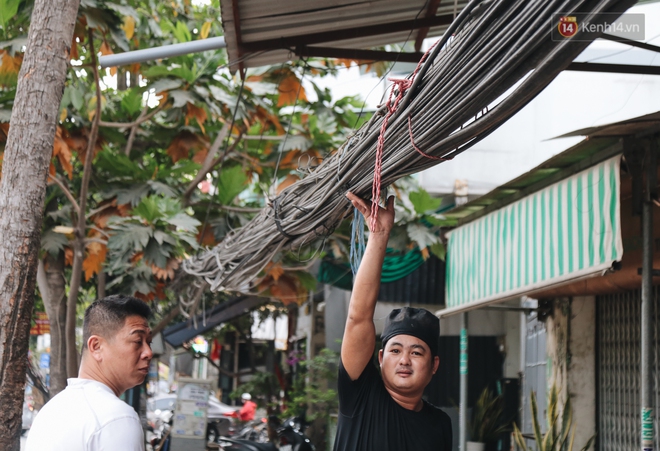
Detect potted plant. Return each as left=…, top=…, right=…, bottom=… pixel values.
left=468, top=388, right=509, bottom=451
left=512, top=384, right=594, bottom=451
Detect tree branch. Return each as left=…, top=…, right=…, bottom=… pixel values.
left=191, top=202, right=263, bottom=213
left=182, top=124, right=243, bottom=205
left=124, top=104, right=148, bottom=156
left=85, top=202, right=117, bottom=219
left=219, top=205, right=264, bottom=213
left=151, top=305, right=181, bottom=336
left=65, top=28, right=103, bottom=378
left=48, top=175, right=80, bottom=214
left=83, top=237, right=107, bottom=245
left=98, top=101, right=166, bottom=129
left=87, top=224, right=110, bottom=238
left=233, top=134, right=287, bottom=141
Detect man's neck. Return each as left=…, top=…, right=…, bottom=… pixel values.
left=78, top=361, right=122, bottom=397
left=384, top=386, right=424, bottom=412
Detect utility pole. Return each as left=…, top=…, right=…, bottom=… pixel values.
left=459, top=312, right=468, bottom=451
left=641, top=137, right=657, bottom=451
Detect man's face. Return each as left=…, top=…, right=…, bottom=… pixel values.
left=102, top=315, right=153, bottom=395
left=378, top=334, right=439, bottom=396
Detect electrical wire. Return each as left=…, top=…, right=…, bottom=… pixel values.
left=182, top=0, right=639, bottom=293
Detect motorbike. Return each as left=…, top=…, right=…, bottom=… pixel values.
left=146, top=409, right=173, bottom=451
left=217, top=415, right=314, bottom=451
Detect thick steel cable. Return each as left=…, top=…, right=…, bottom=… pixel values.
left=182, top=0, right=637, bottom=293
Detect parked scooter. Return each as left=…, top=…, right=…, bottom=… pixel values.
left=217, top=415, right=314, bottom=451
left=146, top=408, right=173, bottom=451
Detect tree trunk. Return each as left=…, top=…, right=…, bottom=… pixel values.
left=65, top=238, right=84, bottom=377
left=0, top=1, right=80, bottom=449
left=37, top=254, right=68, bottom=396
left=66, top=28, right=101, bottom=379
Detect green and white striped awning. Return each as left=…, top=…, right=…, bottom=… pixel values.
left=442, top=156, right=623, bottom=316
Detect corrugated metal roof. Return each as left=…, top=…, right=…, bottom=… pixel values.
left=163, top=296, right=265, bottom=347
left=441, top=111, right=660, bottom=227
left=378, top=254, right=446, bottom=305
left=220, top=0, right=469, bottom=71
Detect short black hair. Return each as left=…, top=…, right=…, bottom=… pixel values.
left=82, top=294, right=152, bottom=351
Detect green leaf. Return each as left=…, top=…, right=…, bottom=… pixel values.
left=316, top=110, right=337, bottom=135
left=170, top=66, right=197, bottom=84
left=60, top=87, right=71, bottom=109
left=149, top=78, right=183, bottom=94
left=144, top=65, right=174, bottom=79
left=409, top=189, right=441, bottom=215
left=295, top=271, right=317, bottom=291
left=512, top=423, right=528, bottom=451
left=581, top=435, right=595, bottom=451
left=429, top=241, right=446, bottom=261
left=107, top=223, right=152, bottom=254
left=278, top=135, right=311, bottom=152
left=147, top=17, right=163, bottom=37
left=41, top=229, right=69, bottom=255
left=0, top=0, right=20, bottom=30
left=174, top=20, right=192, bottom=43
left=216, top=165, right=248, bottom=205
left=70, top=87, right=84, bottom=111
left=167, top=212, right=201, bottom=232
left=559, top=395, right=573, bottom=446
left=531, top=391, right=543, bottom=449
left=244, top=81, right=277, bottom=96
left=406, top=223, right=439, bottom=251
left=120, top=88, right=144, bottom=117
left=135, top=227, right=152, bottom=249
left=209, top=85, right=235, bottom=106
left=143, top=239, right=168, bottom=268
left=423, top=213, right=447, bottom=226
left=116, top=184, right=151, bottom=206
left=132, top=197, right=162, bottom=222
left=105, top=3, right=140, bottom=20
left=178, top=233, right=200, bottom=251
left=108, top=21, right=130, bottom=52
left=169, top=89, right=197, bottom=108
left=147, top=181, right=179, bottom=198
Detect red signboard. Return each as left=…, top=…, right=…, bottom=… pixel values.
left=30, top=312, right=50, bottom=335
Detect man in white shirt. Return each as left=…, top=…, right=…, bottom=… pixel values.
left=27, top=294, right=153, bottom=451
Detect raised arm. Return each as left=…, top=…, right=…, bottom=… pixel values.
left=341, top=192, right=395, bottom=380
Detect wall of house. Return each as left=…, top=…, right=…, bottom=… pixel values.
left=545, top=296, right=596, bottom=450
left=324, top=285, right=350, bottom=353
left=567, top=296, right=596, bottom=449
left=503, top=308, right=523, bottom=380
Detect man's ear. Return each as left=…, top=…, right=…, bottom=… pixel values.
left=87, top=335, right=104, bottom=362
left=431, top=356, right=439, bottom=375
left=378, top=349, right=384, bottom=366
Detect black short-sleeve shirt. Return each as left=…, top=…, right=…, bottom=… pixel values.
left=333, top=358, right=452, bottom=451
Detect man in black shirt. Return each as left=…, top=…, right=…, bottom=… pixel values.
left=333, top=193, right=452, bottom=451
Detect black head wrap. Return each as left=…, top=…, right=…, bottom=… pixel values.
left=381, top=307, right=440, bottom=356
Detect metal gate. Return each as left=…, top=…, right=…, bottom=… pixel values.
left=597, top=288, right=660, bottom=451
left=522, top=314, right=547, bottom=436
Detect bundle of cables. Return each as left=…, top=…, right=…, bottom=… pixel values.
left=183, top=0, right=636, bottom=293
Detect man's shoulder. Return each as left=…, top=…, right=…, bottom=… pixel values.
left=71, top=379, right=139, bottom=422
left=423, top=401, right=452, bottom=423
left=338, top=357, right=379, bottom=382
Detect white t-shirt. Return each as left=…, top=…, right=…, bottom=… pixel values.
left=26, top=378, right=145, bottom=451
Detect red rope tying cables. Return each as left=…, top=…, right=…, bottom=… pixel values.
left=369, top=40, right=441, bottom=231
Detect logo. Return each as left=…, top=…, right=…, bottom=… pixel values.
left=558, top=16, right=578, bottom=38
